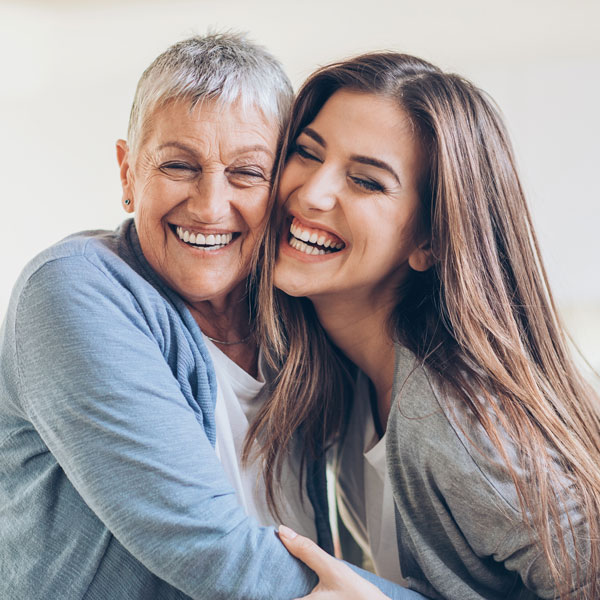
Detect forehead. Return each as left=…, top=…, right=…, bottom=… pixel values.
left=307, top=89, right=423, bottom=181
left=140, top=98, right=279, bottom=155
left=310, top=89, right=413, bottom=143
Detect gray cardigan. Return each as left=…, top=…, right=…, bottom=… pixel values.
left=386, top=345, right=591, bottom=600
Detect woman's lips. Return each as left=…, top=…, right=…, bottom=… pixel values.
left=287, top=217, right=345, bottom=256
left=171, top=224, right=237, bottom=249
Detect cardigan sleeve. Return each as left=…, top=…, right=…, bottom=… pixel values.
left=14, top=254, right=318, bottom=600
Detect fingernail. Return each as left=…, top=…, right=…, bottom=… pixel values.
left=278, top=525, right=298, bottom=539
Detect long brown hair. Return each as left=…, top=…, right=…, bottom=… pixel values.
left=245, top=52, right=600, bottom=597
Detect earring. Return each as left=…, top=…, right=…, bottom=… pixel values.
left=124, top=199, right=131, bottom=206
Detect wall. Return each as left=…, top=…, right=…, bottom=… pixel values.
left=1, top=0, right=598, bottom=373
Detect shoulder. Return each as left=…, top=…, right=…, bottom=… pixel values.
left=12, top=220, right=169, bottom=320
left=13, top=222, right=131, bottom=294
left=7, top=220, right=193, bottom=368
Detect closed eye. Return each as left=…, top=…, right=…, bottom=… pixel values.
left=349, top=176, right=384, bottom=193
left=160, top=161, right=198, bottom=174
left=227, top=166, right=269, bottom=187
left=229, top=168, right=266, bottom=179
left=294, top=144, right=321, bottom=162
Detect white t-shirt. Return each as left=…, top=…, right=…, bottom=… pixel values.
left=335, top=371, right=404, bottom=584
left=205, top=337, right=317, bottom=541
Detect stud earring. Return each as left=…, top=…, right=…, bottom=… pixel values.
left=124, top=199, right=131, bottom=206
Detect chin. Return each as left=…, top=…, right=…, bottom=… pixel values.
left=274, top=277, right=311, bottom=299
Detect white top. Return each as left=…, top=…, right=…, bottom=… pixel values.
left=205, top=337, right=317, bottom=541
left=336, top=371, right=404, bottom=584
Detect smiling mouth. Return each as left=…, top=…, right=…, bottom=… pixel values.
left=287, top=217, right=345, bottom=256
left=172, top=225, right=238, bottom=250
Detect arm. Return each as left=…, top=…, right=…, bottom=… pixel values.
left=15, top=255, right=316, bottom=600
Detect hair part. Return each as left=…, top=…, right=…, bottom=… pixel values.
left=248, top=51, right=600, bottom=599
left=126, top=31, right=293, bottom=156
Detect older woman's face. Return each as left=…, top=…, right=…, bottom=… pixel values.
left=117, top=99, right=278, bottom=307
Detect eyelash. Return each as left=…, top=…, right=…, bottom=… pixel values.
left=294, top=144, right=320, bottom=162
left=350, top=177, right=384, bottom=193
left=230, top=168, right=265, bottom=179
left=294, top=143, right=384, bottom=193
left=160, top=161, right=196, bottom=172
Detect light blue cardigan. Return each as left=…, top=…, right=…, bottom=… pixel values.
left=0, top=220, right=419, bottom=600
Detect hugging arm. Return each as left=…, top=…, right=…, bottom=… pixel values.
left=15, top=255, right=317, bottom=600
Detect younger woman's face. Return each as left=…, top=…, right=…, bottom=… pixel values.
left=274, top=89, right=428, bottom=308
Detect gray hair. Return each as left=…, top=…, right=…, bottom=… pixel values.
left=127, top=32, right=293, bottom=154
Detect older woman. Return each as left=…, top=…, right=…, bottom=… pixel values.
left=0, top=33, right=298, bottom=600
left=0, top=33, right=376, bottom=600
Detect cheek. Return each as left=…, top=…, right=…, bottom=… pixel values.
left=239, top=188, right=271, bottom=230
left=277, top=160, right=304, bottom=202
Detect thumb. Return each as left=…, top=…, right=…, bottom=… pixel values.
left=278, top=525, right=335, bottom=574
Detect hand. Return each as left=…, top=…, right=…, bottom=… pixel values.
left=278, top=525, right=391, bottom=600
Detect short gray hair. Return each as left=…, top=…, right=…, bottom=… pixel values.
left=127, top=32, right=293, bottom=154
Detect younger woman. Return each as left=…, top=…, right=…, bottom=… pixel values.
left=250, top=53, right=600, bottom=599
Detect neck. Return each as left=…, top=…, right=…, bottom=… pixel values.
left=186, top=285, right=258, bottom=377
left=312, top=292, right=396, bottom=430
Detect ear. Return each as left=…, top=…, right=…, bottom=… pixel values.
left=116, top=139, right=135, bottom=213
left=408, top=241, right=434, bottom=272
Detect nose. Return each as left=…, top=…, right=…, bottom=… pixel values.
left=295, top=164, right=340, bottom=213
left=187, top=171, right=230, bottom=223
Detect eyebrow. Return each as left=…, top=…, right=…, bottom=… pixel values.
left=301, top=127, right=401, bottom=185
left=156, top=141, right=274, bottom=158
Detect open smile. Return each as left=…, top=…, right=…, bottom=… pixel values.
left=287, top=217, right=346, bottom=256
left=170, top=224, right=239, bottom=251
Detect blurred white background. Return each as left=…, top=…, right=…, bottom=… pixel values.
left=1, top=0, right=598, bottom=375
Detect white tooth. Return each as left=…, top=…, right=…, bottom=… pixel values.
left=317, top=235, right=325, bottom=246
left=324, top=239, right=331, bottom=248
left=189, top=233, right=196, bottom=244
left=309, top=232, right=318, bottom=243
left=336, top=242, right=344, bottom=249
left=196, top=233, right=206, bottom=245
left=318, top=249, right=325, bottom=255
left=177, top=226, right=182, bottom=238
left=183, top=230, right=190, bottom=242
left=300, top=230, right=310, bottom=242
left=225, top=233, right=232, bottom=243
left=311, top=246, right=320, bottom=255
left=206, top=234, right=215, bottom=245
left=290, top=223, right=296, bottom=235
